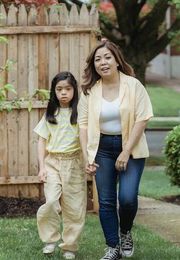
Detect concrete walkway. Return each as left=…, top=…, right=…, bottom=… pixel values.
left=134, top=73, right=180, bottom=247
left=136, top=196, right=180, bottom=247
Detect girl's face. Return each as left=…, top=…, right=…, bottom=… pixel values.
left=94, top=47, right=119, bottom=79
left=55, top=79, right=74, bottom=108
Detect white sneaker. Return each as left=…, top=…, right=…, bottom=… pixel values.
left=120, top=231, right=134, bottom=257
left=63, top=251, right=76, bottom=259
left=100, top=245, right=121, bottom=259
left=43, top=243, right=56, bottom=254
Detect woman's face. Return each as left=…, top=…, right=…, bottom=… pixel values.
left=94, top=47, right=118, bottom=79
left=55, top=79, right=74, bottom=108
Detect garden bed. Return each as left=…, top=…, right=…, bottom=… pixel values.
left=0, top=195, right=179, bottom=217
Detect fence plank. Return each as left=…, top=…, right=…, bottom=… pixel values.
left=90, top=4, right=99, bottom=27
left=0, top=4, right=7, bottom=26
left=79, top=4, right=90, bottom=85
left=0, top=112, right=8, bottom=178
left=0, top=4, right=7, bottom=89
left=49, top=5, right=59, bottom=25
left=0, top=176, right=40, bottom=184
left=48, top=6, right=59, bottom=88
left=7, top=111, right=18, bottom=177
left=59, top=4, right=69, bottom=26
left=28, top=5, right=38, bottom=25
left=59, top=4, right=70, bottom=71
left=28, top=8, right=38, bottom=95
left=18, top=4, right=28, bottom=97
left=69, top=4, right=79, bottom=81
left=7, top=5, right=18, bottom=196
left=0, top=26, right=93, bottom=34
left=7, top=4, right=18, bottom=100
left=28, top=8, right=39, bottom=181
left=16, top=5, right=29, bottom=198
left=37, top=5, right=48, bottom=26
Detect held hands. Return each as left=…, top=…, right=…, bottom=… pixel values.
left=115, top=149, right=130, bottom=171
left=85, top=161, right=99, bottom=176
left=38, top=168, right=47, bottom=183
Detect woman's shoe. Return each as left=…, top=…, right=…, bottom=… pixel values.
left=120, top=231, right=134, bottom=257
left=100, top=245, right=122, bottom=260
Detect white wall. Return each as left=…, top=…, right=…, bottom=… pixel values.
left=148, top=53, right=180, bottom=79
left=171, top=56, right=180, bottom=78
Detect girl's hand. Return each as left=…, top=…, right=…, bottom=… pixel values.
left=85, top=161, right=99, bottom=176
left=115, top=150, right=130, bottom=171
left=38, top=168, right=47, bottom=182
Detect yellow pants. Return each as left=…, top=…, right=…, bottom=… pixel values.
left=37, top=151, right=87, bottom=252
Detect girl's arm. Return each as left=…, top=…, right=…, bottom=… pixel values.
left=115, top=120, right=147, bottom=171
left=38, top=136, right=47, bottom=182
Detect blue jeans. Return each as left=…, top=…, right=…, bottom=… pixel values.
left=95, top=134, right=145, bottom=247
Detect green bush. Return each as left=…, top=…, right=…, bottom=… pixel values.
left=164, top=125, right=180, bottom=187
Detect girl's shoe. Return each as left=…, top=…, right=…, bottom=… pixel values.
left=43, top=243, right=56, bottom=254
left=63, top=251, right=76, bottom=259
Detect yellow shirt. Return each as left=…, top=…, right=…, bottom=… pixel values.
left=78, top=72, right=153, bottom=164
left=34, top=108, right=80, bottom=153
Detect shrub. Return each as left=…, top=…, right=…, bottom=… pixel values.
left=164, top=125, right=180, bottom=187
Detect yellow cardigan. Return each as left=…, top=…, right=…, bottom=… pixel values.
left=78, top=72, right=153, bottom=164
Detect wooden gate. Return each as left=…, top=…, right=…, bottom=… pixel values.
left=0, top=3, right=99, bottom=210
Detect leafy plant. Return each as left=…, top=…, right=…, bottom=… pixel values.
left=164, top=125, right=180, bottom=187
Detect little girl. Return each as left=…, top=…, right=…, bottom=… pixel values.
left=34, top=72, right=86, bottom=260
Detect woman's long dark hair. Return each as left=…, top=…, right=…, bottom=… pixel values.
left=46, top=71, right=78, bottom=124
left=81, top=40, right=135, bottom=95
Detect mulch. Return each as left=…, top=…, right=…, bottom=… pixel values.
left=161, top=195, right=180, bottom=206
left=0, top=194, right=179, bottom=218
left=0, top=196, right=45, bottom=217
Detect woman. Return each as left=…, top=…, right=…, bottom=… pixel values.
left=78, top=40, right=153, bottom=260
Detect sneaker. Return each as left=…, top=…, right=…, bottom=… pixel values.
left=43, top=242, right=56, bottom=254
left=120, top=231, right=134, bottom=257
left=100, top=245, right=122, bottom=260
left=63, top=251, right=76, bottom=259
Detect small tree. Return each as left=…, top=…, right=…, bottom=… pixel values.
left=164, top=125, right=180, bottom=187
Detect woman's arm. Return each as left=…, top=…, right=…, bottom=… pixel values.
left=37, top=136, right=47, bottom=182
left=79, top=128, right=88, bottom=163
left=115, top=120, right=147, bottom=171
left=79, top=128, right=98, bottom=175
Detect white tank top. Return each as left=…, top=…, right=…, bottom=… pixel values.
left=100, top=98, right=121, bottom=135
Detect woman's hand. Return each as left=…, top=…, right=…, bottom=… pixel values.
left=115, top=150, right=130, bottom=171
left=85, top=161, right=99, bottom=176
left=38, top=168, right=47, bottom=182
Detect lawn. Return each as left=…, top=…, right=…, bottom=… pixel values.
left=0, top=214, right=180, bottom=260
left=147, top=85, right=180, bottom=117
left=140, top=169, right=180, bottom=199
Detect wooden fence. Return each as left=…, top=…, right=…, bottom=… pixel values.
left=0, top=3, right=99, bottom=210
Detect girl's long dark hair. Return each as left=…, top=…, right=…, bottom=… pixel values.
left=81, top=40, right=135, bottom=95
left=46, top=71, right=78, bottom=125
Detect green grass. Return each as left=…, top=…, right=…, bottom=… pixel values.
left=140, top=169, right=180, bottom=199
left=0, top=215, right=180, bottom=260
left=147, top=85, right=180, bottom=117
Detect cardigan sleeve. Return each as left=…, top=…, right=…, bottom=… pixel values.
left=77, top=92, right=88, bottom=129
left=135, top=80, right=153, bottom=122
